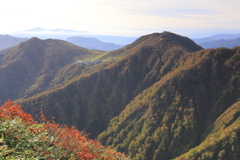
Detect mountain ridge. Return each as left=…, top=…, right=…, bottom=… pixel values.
left=199, top=37, right=240, bottom=49
left=193, top=33, right=240, bottom=44
left=15, top=32, right=203, bottom=139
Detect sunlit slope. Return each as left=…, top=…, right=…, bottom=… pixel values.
left=174, top=100, right=240, bottom=160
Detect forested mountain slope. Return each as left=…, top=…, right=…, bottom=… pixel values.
left=98, top=46, right=240, bottom=160
left=17, top=32, right=203, bottom=138
left=176, top=100, right=240, bottom=160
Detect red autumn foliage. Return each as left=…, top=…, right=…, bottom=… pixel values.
left=0, top=100, right=128, bottom=160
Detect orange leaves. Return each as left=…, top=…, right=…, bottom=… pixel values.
left=29, top=128, right=39, bottom=134
left=42, top=116, right=127, bottom=159
left=0, top=99, right=35, bottom=125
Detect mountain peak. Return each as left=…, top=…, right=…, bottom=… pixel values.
left=28, top=37, right=42, bottom=41
left=20, top=37, right=43, bottom=47
left=129, top=31, right=203, bottom=53
left=160, top=31, right=203, bottom=52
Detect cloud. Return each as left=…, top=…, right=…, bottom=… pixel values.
left=117, top=0, right=224, bottom=19
left=173, top=8, right=222, bottom=16
left=0, top=0, right=240, bottom=37
left=127, top=8, right=222, bottom=19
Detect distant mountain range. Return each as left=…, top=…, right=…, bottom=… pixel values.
left=208, top=33, right=240, bottom=40
left=66, top=36, right=125, bottom=51
left=199, top=37, right=240, bottom=49
left=83, top=35, right=138, bottom=45
left=0, top=31, right=132, bottom=51
left=0, top=35, right=130, bottom=53
left=3, top=29, right=240, bottom=51
left=0, top=35, right=28, bottom=51
left=25, top=27, right=85, bottom=33
left=192, top=33, right=240, bottom=49
left=192, top=33, right=240, bottom=44
left=4, top=27, right=138, bottom=51
left=10, top=27, right=240, bottom=49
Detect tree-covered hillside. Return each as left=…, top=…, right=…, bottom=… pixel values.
left=0, top=37, right=104, bottom=104
left=98, top=46, right=240, bottom=160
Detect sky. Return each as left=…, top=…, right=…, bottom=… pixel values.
left=0, top=0, right=240, bottom=38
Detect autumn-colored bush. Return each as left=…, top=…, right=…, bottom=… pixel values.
left=0, top=100, right=129, bottom=159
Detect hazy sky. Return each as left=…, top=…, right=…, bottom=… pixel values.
left=0, top=0, right=240, bottom=37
